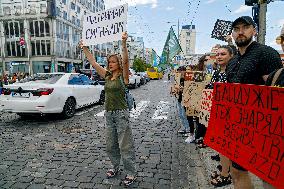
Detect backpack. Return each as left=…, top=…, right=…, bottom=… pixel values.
left=267, top=68, right=284, bottom=87
left=119, top=76, right=136, bottom=111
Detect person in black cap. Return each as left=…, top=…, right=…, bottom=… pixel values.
left=226, top=16, right=282, bottom=189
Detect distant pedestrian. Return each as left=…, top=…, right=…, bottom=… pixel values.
left=79, top=32, right=137, bottom=186
left=226, top=16, right=282, bottom=189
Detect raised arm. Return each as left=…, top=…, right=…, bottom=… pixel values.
left=79, top=40, right=107, bottom=78
left=121, top=32, right=129, bottom=84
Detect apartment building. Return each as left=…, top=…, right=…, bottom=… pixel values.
left=0, top=0, right=106, bottom=75
left=179, top=25, right=196, bottom=56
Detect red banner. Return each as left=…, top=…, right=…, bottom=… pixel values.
left=204, top=83, right=284, bottom=188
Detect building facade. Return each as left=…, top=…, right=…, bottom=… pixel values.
left=179, top=25, right=196, bottom=56
left=0, top=0, right=107, bottom=75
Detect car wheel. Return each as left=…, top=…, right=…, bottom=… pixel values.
left=98, top=90, right=105, bottom=105
left=62, top=97, right=76, bottom=118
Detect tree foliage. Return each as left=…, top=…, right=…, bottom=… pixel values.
left=132, top=57, right=151, bottom=72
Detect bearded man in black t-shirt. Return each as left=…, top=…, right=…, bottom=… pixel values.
left=226, top=16, right=282, bottom=189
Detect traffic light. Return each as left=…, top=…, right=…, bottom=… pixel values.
left=245, top=0, right=258, bottom=6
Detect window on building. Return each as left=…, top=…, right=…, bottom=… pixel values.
left=34, top=21, right=39, bottom=37
left=30, top=20, right=50, bottom=37
left=186, top=32, right=190, bottom=36
left=4, top=21, right=24, bottom=38
left=72, top=16, right=75, bottom=24
left=77, top=6, right=80, bottom=13
left=56, top=7, right=61, bottom=17
left=71, top=3, right=75, bottom=10
left=45, top=21, right=50, bottom=36
left=6, top=41, right=25, bottom=57
left=31, top=40, right=51, bottom=56
left=62, top=0, right=67, bottom=5
left=63, top=11, right=67, bottom=20
left=31, top=41, right=36, bottom=55
left=3, top=7, right=11, bottom=15
left=76, top=19, right=80, bottom=27
left=40, top=3, right=47, bottom=13
left=40, top=21, right=45, bottom=37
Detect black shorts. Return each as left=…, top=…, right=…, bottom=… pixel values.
left=232, top=161, right=247, bottom=171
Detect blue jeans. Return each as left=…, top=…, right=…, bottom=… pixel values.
left=177, top=101, right=189, bottom=131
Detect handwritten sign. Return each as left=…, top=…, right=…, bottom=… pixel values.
left=199, top=89, right=213, bottom=127
left=82, top=4, right=128, bottom=45
left=182, top=81, right=208, bottom=116
left=204, top=83, right=284, bottom=188
left=211, top=19, right=232, bottom=41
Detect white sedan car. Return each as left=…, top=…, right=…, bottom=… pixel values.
left=128, top=68, right=141, bottom=88
left=0, top=73, right=104, bottom=118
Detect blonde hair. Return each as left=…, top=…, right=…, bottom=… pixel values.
left=106, top=54, right=124, bottom=79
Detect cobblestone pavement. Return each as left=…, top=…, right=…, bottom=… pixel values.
left=0, top=78, right=263, bottom=189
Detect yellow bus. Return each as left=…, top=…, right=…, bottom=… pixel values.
left=147, top=67, right=163, bottom=80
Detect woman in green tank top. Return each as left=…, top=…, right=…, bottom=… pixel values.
left=79, top=32, right=137, bottom=186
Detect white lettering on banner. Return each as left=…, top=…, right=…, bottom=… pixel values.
left=152, top=101, right=169, bottom=120
left=83, top=4, right=128, bottom=45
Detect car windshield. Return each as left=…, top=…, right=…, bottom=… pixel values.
left=19, top=74, right=64, bottom=84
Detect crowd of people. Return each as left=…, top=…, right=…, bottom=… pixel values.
left=0, top=72, right=30, bottom=86
left=0, top=15, right=283, bottom=188
left=171, top=16, right=284, bottom=189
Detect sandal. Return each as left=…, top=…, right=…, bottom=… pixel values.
left=197, top=142, right=208, bottom=148
left=106, top=169, right=120, bottom=178
left=122, top=175, right=137, bottom=186
left=195, top=138, right=204, bottom=144
left=211, top=154, right=220, bottom=161
left=211, top=175, right=232, bottom=187
left=210, top=171, right=220, bottom=179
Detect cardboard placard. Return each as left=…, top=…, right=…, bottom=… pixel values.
left=82, top=4, right=128, bottom=45
left=182, top=81, right=208, bottom=116
left=204, top=83, right=284, bottom=188
left=199, top=89, right=213, bottom=127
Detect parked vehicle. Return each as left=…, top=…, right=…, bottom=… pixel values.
left=80, top=68, right=105, bottom=85
left=0, top=73, right=104, bottom=118
left=137, top=72, right=149, bottom=85
left=128, top=68, right=141, bottom=88
left=147, top=67, right=163, bottom=80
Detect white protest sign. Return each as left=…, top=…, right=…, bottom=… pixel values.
left=82, top=4, right=128, bottom=45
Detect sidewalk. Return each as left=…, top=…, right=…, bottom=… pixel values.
left=174, top=117, right=265, bottom=189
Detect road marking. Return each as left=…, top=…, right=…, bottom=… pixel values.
left=95, top=110, right=106, bottom=117
left=75, top=106, right=100, bottom=116
left=130, top=101, right=150, bottom=118
left=152, top=101, right=169, bottom=119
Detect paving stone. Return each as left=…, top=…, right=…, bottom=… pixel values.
left=62, top=181, right=80, bottom=188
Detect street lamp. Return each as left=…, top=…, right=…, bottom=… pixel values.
left=166, top=19, right=180, bottom=39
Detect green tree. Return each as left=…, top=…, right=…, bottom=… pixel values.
left=133, top=57, right=147, bottom=72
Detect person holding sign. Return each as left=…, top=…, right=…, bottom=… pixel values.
left=207, top=45, right=234, bottom=187
left=79, top=32, right=137, bottom=186
left=226, top=16, right=282, bottom=189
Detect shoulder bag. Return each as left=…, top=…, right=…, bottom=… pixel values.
left=119, top=76, right=136, bottom=111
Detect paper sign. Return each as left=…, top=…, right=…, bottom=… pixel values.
left=204, top=83, right=284, bottom=188
left=199, top=89, right=213, bottom=127
left=82, top=4, right=128, bottom=45
left=182, top=81, right=208, bottom=116
left=211, top=19, right=232, bottom=41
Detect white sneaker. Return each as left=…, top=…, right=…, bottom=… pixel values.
left=185, top=135, right=195, bottom=143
